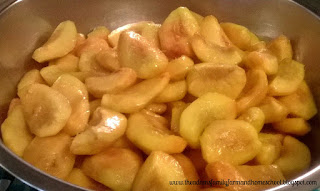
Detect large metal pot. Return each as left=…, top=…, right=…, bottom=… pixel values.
left=0, top=0, right=319, bottom=190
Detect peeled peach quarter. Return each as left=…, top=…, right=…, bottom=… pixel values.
left=159, top=7, right=200, bottom=58
left=180, top=92, right=236, bottom=148
left=118, top=31, right=168, bottom=79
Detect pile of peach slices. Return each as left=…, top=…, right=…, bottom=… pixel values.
left=1, top=6, right=317, bottom=191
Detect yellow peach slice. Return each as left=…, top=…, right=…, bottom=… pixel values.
left=244, top=51, right=278, bottom=75
left=23, top=133, right=75, bottom=179
left=95, top=49, right=120, bottom=72
left=85, top=68, right=137, bottom=98
left=66, top=168, right=107, bottom=191
left=258, top=97, right=288, bottom=123
left=237, top=107, right=265, bottom=132
left=21, top=84, right=71, bottom=137
left=200, top=120, right=261, bottom=165
left=48, top=54, right=79, bottom=72
left=87, top=26, right=110, bottom=41
left=154, top=80, right=187, bottom=103
left=17, top=69, right=46, bottom=98
left=159, top=7, right=200, bottom=58
left=274, top=136, right=311, bottom=179
left=267, top=35, right=293, bottom=61
left=1, top=105, right=33, bottom=157
left=268, top=59, right=305, bottom=96
left=187, top=63, right=246, bottom=99
left=101, top=73, right=170, bottom=113
left=82, top=148, right=143, bottom=191
left=32, top=20, right=77, bottom=63
left=126, top=112, right=187, bottom=154
left=180, top=92, right=237, bottom=148
left=273, top=118, right=311, bottom=136
left=278, top=81, right=317, bottom=120
left=144, top=103, right=167, bottom=114
left=236, top=70, right=268, bottom=113
left=70, top=107, right=127, bottom=155
left=52, top=74, right=90, bottom=136
left=118, top=31, right=168, bottom=79
left=166, top=55, right=194, bottom=81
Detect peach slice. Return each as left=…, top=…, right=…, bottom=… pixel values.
left=166, top=55, right=194, bottom=81
left=273, top=118, right=311, bottom=136
left=85, top=68, right=137, bottom=98
left=238, top=107, right=265, bottom=132
left=200, top=16, right=232, bottom=47
left=268, top=59, right=305, bottom=96
left=108, top=21, right=155, bottom=47
left=101, top=73, right=170, bottom=113
left=236, top=70, right=268, bottom=113
left=220, top=22, right=260, bottom=50
left=154, top=80, right=187, bottom=103
left=23, top=133, right=75, bottom=179
left=126, top=111, right=187, bottom=154
left=1, top=105, right=33, bottom=157
left=244, top=51, right=278, bottom=75
left=267, top=35, right=293, bottom=61
left=95, top=49, right=120, bottom=72
left=180, top=92, right=236, bottom=148
left=32, top=20, right=77, bottom=63
left=278, top=81, right=317, bottom=120
left=17, top=69, right=46, bottom=98
left=169, top=101, right=188, bottom=134
left=200, top=120, right=261, bottom=165
left=144, top=103, right=167, bottom=114
left=159, top=7, right=200, bottom=58
left=132, top=151, right=197, bottom=191
left=87, top=26, right=110, bottom=41
left=21, top=84, right=71, bottom=137
left=191, top=34, right=243, bottom=65
left=118, top=31, right=168, bottom=79
left=70, top=107, right=127, bottom=155
left=274, top=136, right=311, bottom=179
left=254, top=133, right=284, bottom=165
left=187, top=63, right=246, bottom=99
left=48, top=54, right=79, bottom=72
left=66, top=168, right=107, bottom=191
left=258, top=97, right=288, bottom=123
left=52, top=74, right=90, bottom=136
left=206, top=161, right=285, bottom=191
left=82, top=148, right=143, bottom=191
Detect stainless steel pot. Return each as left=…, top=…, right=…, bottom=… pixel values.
left=0, top=0, right=319, bottom=190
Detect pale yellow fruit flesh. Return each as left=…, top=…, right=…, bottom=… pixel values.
left=273, top=118, right=311, bottom=136
left=254, top=133, right=283, bottom=165
left=23, top=133, right=75, bottom=179
left=278, top=81, right=317, bottom=120
left=1, top=105, right=33, bottom=157
left=85, top=68, right=137, bottom=98
left=52, top=74, right=90, bottom=136
left=187, top=63, right=246, bottom=99
left=21, top=84, right=72, bottom=137
left=236, top=69, right=268, bottom=113
left=71, top=107, right=127, bottom=155
left=95, top=49, right=120, bottom=72
left=17, top=69, right=46, bottom=98
left=87, top=26, right=110, bottom=40
left=159, top=7, right=200, bottom=59
left=118, top=31, right=168, bottom=79
left=126, top=112, right=187, bottom=154
left=206, top=161, right=285, bottom=191
left=200, top=120, right=261, bottom=165
left=268, top=59, right=305, bottom=96
left=244, top=51, right=278, bottom=75
left=166, top=55, right=194, bottom=81
left=82, top=148, right=143, bottom=191
left=154, top=80, right=187, bottom=103
left=169, top=101, right=188, bottom=134
left=101, top=73, right=170, bottom=113
left=132, top=151, right=194, bottom=191
left=220, top=22, right=260, bottom=50
left=66, top=168, right=107, bottom=191
left=267, top=35, right=293, bottom=61
left=237, top=107, right=265, bottom=132
left=258, top=96, right=289, bottom=123
left=274, top=136, right=311, bottom=179
left=191, top=35, right=243, bottom=65
left=144, top=103, right=167, bottom=114
left=180, top=92, right=237, bottom=148
left=48, top=54, right=79, bottom=72
left=32, top=20, right=77, bottom=63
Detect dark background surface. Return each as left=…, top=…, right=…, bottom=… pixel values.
left=0, top=0, right=320, bottom=191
